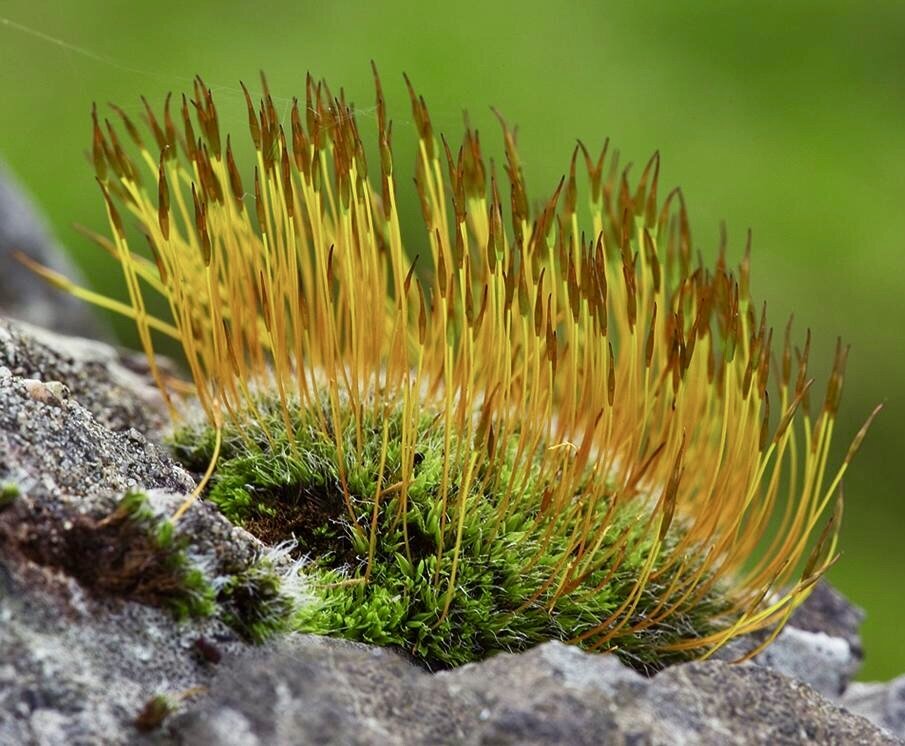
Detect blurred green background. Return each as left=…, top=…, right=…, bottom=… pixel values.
left=1, top=1, right=902, bottom=678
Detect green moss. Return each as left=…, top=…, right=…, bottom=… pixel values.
left=171, top=396, right=729, bottom=671
left=109, top=491, right=217, bottom=619
left=134, top=693, right=173, bottom=732
left=217, top=557, right=296, bottom=643
left=0, top=482, right=20, bottom=510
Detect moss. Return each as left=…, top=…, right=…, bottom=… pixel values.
left=171, top=395, right=731, bottom=672
left=18, top=490, right=216, bottom=619
left=0, top=482, right=19, bottom=510
left=134, top=694, right=173, bottom=733
left=217, top=557, right=296, bottom=643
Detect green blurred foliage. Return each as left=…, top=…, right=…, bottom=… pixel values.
left=1, top=0, right=902, bottom=678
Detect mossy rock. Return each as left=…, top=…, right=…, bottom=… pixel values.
left=171, top=395, right=729, bottom=672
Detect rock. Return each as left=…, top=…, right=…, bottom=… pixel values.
left=0, top=317, right=169, bottom=435
left=711, top=582, right=864, bottom=698
left=0, top=553, right=246, bottom=746
left=0, top=326, right=279, bottom=745
left=753, top=626, right=860, bottom=698
left=0, top=162, right=106, bottom=337
left=790, top=581, right=866, bottom=658
left=169, top=637, right=896, bottom=745
left=0, top=318, right=900, bottom=745
left=842, top=676, right=905, bottom=740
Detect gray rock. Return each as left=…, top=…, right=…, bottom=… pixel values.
left=753, top=626, right=860, bottom=698
left=170, top=637, right=896, bottom=745
left=709, top=582, right=865, bottom=698
left=842, top=676, right=905, bottom=740
left=0, top=162, right=105, bottom=337
left=0, top=332, right=273, bottom=745
left=0, top=551, right=246, bottom=746
left=0, top=317, right=169, bottom=435
left=0, top=318, right=900, bottom=745
left=790, top=581, right=866, bottom=658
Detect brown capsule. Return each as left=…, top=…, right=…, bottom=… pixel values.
left=802, top=495, right=842, bottom=580
left=290, top=99, right=311, bottom=178
left=739, top=229, right=752, bottom=301
left=371, top=60, right=387, bottom=135
left=759, top=391, right=771, bottom=452
left=774, top=379, right=813, bottom=443
left=225, top=136, right=244, bottom=208
left=280, top=134, right=295, bottom=219
left=844, top=403, right=883, bottom=465
left=253, top=166, right=267, bottom=234
left=563, top=146, right=579, bottom=216
left=534, top=268, right=546, bottom=338
left=240, top=81, right=262, bottom=150
left=141, top=95, right=168, bottom=153
left=108, top=103, right=143, bottom=147
left=404, top=255, right=419, bottom=296
left=157, top=158, right=170, bottom=240
left=634, top=151, right=659, bottom=222
left=91, top=104, right=108, bottom=180
left=645, top=303, right=658, bottom=368
left=191, top=183, right=211, bottom=265
left=203, top=83, right=222, bottom=157
left=659, top=434, right=685, bottom=541
left=474, top=284, right=490, bottom=331
left=578, top=138, right=609, bottom=203
left=180, top=94, right=198, bottom=161
left=417, top=286, right=428, bottom=345
left=162, top=93, right=177, bottom=156
left=607, top=341, right=616, bottom=407
left=644, top=153, right=660, bottom=229
left=97, top=180, right=126, bottom=240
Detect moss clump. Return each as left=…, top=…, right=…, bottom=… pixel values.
left=111, top=491, right=218, bottom=619
left=18, top=490, right=216, bottom=619
left=217, top=557, right=296, bottom=643
left=0, top=482, right=20, bottom=510
left=171, top=396, right=730, bottom=672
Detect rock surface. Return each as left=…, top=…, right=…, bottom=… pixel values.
left=0, top=317, right=900, bottom=745
left=0, top=162, right=105, bottom=337
left=170, top=637, right=897, bottom=746
left=842, top=676, right=905, bottom=741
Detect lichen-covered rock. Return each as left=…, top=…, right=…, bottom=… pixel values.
left=0, top=163, right=105, bottom=337
left=169, top=637, right=896, bottom=746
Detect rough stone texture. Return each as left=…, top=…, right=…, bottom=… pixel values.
left=842, top=676, right=905, bottom=741
left=0, top=338, right=272, bottom=745
left=711, top=581, right=864, bottom=699
left=0, top=318, right=900, bottom=745
left=169, top=637, right=896, bottom=746
left=0, top=364, right=189, bottom=505
left=791, top=581, right=866, bottom=658
left=755, top=626, right=860, bottom=698
left=0, top=318, right=170, bottom=436
left=0, top=551, right=247, bottom=746
left=0, top=162, right=105, bottom=337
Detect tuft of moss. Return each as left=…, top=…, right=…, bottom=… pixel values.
left=0, top=482, right=20, bottom=510
left=134, top=694, right=173, bottom=733
left=18, top=490, right=218, bottom=619
left=171, top=395, right=729, bottom=672
left=217, top=557, right=296, bottom=643
left=111, top=491, right=218, bottom=619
